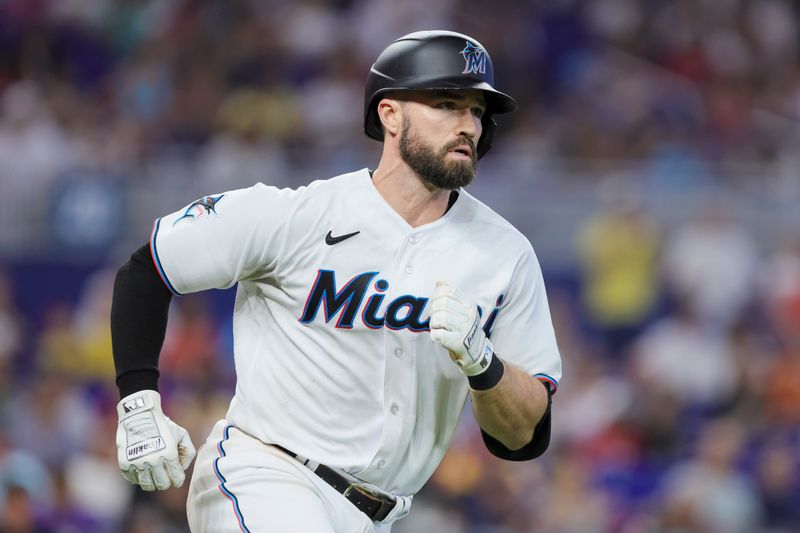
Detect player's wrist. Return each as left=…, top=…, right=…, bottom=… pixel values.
left=117, top=389, right=161, bottom=420
left=117, top=369, right=159, bottom=400
left=468, top=354, right=505, bottom=391
left=459, top=337, right=494, bottom=377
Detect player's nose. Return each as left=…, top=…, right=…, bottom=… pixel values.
left=455, top=108, right=481, bottom=141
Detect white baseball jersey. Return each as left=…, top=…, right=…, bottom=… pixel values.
left=151, top=168, right=561, bottom=497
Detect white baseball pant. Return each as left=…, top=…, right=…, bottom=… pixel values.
left=187, top=420, right=394, bottom=533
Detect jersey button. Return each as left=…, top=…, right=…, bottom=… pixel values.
left=377, top=460, right=386, bottom=469
left=409, top=235, right=418, bottom=244
left=404, top=265, right=414, bottom=274
left=390, top=403, right=399, bottom=414
left=394, top=348, right=404, bottom=358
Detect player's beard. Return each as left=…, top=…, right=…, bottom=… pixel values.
left=399, top=120, right=477, bottom=190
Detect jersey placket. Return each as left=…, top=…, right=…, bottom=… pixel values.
left=367, top=229, right=428, bottom=479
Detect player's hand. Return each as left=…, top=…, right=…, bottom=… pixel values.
left=429, top=281, right=494, bottom=376
left=116, top=390, right=196, bottom=491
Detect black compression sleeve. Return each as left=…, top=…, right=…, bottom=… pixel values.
left=111, top=243, right=172, bottom=398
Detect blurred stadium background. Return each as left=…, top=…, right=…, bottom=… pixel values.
left=1, top=0, right=799, bottom=531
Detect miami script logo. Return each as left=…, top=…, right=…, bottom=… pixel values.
left=299, top=270, right=503, bottom=336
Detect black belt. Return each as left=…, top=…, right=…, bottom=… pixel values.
left=273, top=445, right=396, bottom=522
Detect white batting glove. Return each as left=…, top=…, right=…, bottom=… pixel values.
left=429, top=281, right=494, bottom=376
left=116, top=390, right=196, bottom=491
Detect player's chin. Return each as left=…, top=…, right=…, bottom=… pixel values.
left=428, top=169, right=475, bottom=191
left=443, top=159, right=476, bottom=186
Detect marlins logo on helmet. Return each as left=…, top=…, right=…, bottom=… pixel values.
left=461, top=41, right=487, bottom=74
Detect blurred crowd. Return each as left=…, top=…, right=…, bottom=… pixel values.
left=1, top=0, right=800, bottom=253
left=1, top=0, right=800, bottom=532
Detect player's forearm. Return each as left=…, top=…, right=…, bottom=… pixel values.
left=470, top=360, right=550, bottom=450
left=111, top=243, right=172, bottom=398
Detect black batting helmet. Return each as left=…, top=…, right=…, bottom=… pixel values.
left=364, top=30, right=518, bottom=160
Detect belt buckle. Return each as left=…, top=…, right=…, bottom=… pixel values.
left=343, top=483, right=396, bottom=522
left=343, top=482, right=378, bottom=500
left=342, top=484, right=357, bottom=499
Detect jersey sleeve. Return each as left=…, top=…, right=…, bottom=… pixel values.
left=150, top=183, right=293, bottom=295
left=489, top=243, right=562, bottom=392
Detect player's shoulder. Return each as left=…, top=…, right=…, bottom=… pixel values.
left=249, top=168, right=365, bottom=195
left=454, top=189, right=534, bottom=254
left=244, top=169, right=369, bottom=208
left=313, top=168, right=371, bottom=188
left=295, top=168, right=371, bottom=198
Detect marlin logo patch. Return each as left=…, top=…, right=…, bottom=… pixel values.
left=174, top=194, right=224, bottom=225
left=461, top=42, right=487, bottom=75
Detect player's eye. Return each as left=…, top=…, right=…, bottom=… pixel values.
left=437, top=101, right=457, bottom=110
left=471, top=107, right=485, bottom=119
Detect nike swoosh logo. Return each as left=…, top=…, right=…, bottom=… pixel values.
left=325, top=230, right=360, bottom=245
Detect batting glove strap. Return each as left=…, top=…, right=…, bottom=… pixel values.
left=461, top=325, right=495, bottom=376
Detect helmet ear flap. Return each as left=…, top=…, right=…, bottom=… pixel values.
left=365, top=98, right=385, bottom=142
left=476, top=116, right=497, bottom=160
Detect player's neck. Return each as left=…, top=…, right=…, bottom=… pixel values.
left=372, top=161, right=450, bottom=228
left=371, top=162, right=452, bottom=228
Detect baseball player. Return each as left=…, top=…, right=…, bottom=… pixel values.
left=111, top=30, right=562, bottom=532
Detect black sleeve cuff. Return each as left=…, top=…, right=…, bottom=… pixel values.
left=117, top=370, right=159, bottom=398
left=468, top=355, right=505, bottom=390
left=481, top=382, right=553, bottom=461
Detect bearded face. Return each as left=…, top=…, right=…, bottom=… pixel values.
left=398, top=118, right=478, bottom=190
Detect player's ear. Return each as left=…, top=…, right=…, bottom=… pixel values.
left=377, top=97, right=402, bottom=138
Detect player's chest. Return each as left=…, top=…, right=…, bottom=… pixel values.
left=275, top=225, right=509, bottom=335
